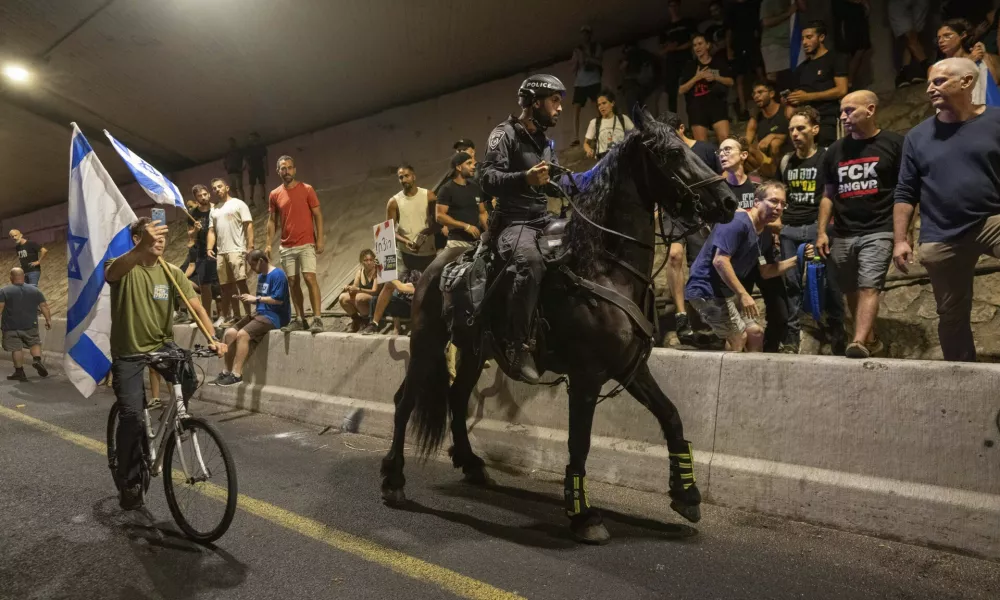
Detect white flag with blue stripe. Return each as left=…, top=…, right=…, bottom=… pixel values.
left=104, top=130, right=185, bottom=209
left=65, top=124, right=137, bottom=397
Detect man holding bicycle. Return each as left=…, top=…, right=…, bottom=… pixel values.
left=105, top=217, right=225, bottom=510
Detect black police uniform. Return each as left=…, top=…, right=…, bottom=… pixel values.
left=480, top=115, right=559, bottom=349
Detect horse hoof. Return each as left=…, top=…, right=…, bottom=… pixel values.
left=670, top=501, right=701, bottom=523
left=382, top=487, right=407, bottom=507
left=462, top=467, right=495, bottom=487
left=571, top=522, right=611, bottom=545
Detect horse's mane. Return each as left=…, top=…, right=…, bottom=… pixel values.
left=566, top=121, right=672, bottom=277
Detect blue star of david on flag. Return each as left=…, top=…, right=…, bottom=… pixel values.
left=67, top=232, right=88, bottom=280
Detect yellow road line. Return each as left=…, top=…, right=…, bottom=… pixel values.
left=0, top=404, right=525, bottom=600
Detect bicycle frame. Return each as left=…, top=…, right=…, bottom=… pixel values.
left=144, top=381, right=212, bottom=483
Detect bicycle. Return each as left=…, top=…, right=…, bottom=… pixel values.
left=106, top=344, right=238, bottom=543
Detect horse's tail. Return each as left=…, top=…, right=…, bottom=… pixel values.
left=408, top=282, right=452, bottom=457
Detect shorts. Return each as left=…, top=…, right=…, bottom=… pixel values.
left=248, top=168, right=265, bottom=186
left=729, top=44, right=759, bottom=76
left=398, top=251, right=435, bottom=276
left=835, top=4, right=872, bottom=53
left=762, top=44, right=790, bottom=75
left=232, top=314, right=275, bottom=345
left=687, top=96, right=729, bottom=129
left=3, top=327, right=40, bottom=351
left=384, top=290, right=413, bottom=319
left=227, top=171, right=242, bottom=190
left=445, top=239, right=474, bottom=250
left=573, top=83, right=601, bottom=106
left=279, top=244, right=317, bottom=276
left=829, top=232, right=894, bottom=292
left=888, top=0, right=929, bottom=38
left=689, top=297, right=755, bottom=340
left=217, top=252, right=248, bottom=285
left=194, top=256, right=219, bottom=287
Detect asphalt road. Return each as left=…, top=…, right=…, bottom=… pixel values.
left=1, top=370, right=998, bottom=600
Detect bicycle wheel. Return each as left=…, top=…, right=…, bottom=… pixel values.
left=163, top=417, right=238, bottom=543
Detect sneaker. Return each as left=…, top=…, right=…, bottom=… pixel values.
left=281, top=319, right=306, bottom=333
left=865, top=336, right=885, bottom=357
left=675, top=312, right=695, bottom=344
left=119, top=483, right=144, bottom=511
left=845, top=342, right=870, bottom=359
left=32, top=360, right=48, bottom=378
left=778, top=343, right=798, bottom=355
left=360, top=321, right=380, bottom=335
left=6, top=369, right=27, bottom=382
left=216, top=373, right=243, bottom=387
left=212, top=371, right=230, bottom=385
left=910, top=61, right=928, bottom=84
left=147, top=397, right=163, bottom=410
left=213, top=316, right=226, bottom=328
left=310, top=317, right=325, bottom=334
left=895, top=70, right=911, bottom=89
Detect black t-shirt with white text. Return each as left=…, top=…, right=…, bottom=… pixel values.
left=780, top=148, right=826, bottom=226
left=437, top=179, right=485, bottom=242
left=822, top=131, right=904, bottom=237
left=16, top=241, right=41, bottom=273
left=660, top=18, right=699, bottom=63
left=794, top=51, right=849, bottom=119
left=728, top=178, right=757, bottom=210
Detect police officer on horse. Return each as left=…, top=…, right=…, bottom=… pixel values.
left=480, top=74, right=566, bottom=384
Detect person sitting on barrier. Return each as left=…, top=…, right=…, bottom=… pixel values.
left=686, top=181, right=812, bottom=352
left=215, top=250, right=290, bottom=387
left=360, top=269, right=421, bottom=336
left=339, top=249, right=381, bottom=332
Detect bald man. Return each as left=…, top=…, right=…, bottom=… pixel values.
left=816, top=90, right=905, bottom=358
left=0, top=267, right=51, bottom=381
left=8, top=229, right=46, bottom=286
left=893, top=58, right=1000, bottom=362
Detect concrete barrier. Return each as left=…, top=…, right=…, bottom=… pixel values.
left=31, top=319, right=1000, bottom=559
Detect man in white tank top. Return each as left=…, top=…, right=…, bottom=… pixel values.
left=387, top=164, right=438, bottom=274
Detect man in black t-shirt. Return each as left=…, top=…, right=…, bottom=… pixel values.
left=745, top=81, right=790, bottom=176
left=435, top=152, right=488, bottom=254
left=222, top=137, right=245, bottom=202
left=817, top=91, right=903, bottom=359
left=245, top=132, right=268, bottom=209
left=8, top=230, right=46, bottom=286
left=660, top=0, right=699, bottom=114
left=786, top=21, right=849, bottom=148
left=777, top=107, right=845, bottom=353
left=188, top=184, right=222, bottom=324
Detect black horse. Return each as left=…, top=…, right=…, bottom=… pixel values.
left=380, top=109, right=738, bottom=544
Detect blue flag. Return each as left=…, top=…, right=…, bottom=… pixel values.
left=65, top=124, right=137, bottom=397
left=104, top=130, right=185, bottom=209
left=789, top=3, right=804, bottom=70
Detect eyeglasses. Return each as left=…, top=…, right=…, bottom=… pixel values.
left=717, top=147, right=738, bottom=156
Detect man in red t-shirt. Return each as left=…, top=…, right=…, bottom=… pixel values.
left=266, top=155, right=326, bottom=334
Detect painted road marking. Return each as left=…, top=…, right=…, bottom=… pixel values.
left=0, top=404, right=525, bottom=600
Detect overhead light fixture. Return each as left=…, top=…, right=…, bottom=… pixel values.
left=3, top=64, right=31, bottom=84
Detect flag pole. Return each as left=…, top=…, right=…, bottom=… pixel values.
left=156, top=257, right=217, bottom=346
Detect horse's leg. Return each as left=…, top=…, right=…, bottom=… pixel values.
left=565, top=379, right=611, bottom=544
left=446, top=343, right=492, bottom=485
left=624, top=363, right=702, bottom=523
left=380, top=380, right=411, bottom=505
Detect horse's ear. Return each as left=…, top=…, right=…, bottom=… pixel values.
left=631, top=103, right=649, bottom=131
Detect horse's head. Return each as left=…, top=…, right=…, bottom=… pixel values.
left=630, top=108, right=737, bottom=225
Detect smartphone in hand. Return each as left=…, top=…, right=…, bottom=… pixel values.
left=151, top=207, right=166, bottom=226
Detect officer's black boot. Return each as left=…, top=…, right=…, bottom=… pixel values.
left=506, top=342, right=540, bottom=384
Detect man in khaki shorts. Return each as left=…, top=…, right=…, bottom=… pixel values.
left=214, top=250, right=290, bottom=386
left=0, top=267, right=52, bottom=381
left=266, top=155, right=325, bottom=334
left=207, top=177, right=254, bottom=326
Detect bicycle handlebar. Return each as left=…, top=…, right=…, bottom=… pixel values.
left=141, top=345, right=218, bottom=365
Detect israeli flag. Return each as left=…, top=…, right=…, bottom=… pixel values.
left=789, top=2, right=805, bottom=69
left=104, top=130, right=185, bottom=209
left=65, top=124, right=136, bottom=397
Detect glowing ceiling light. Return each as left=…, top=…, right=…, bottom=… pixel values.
left=3, top=64, right=31, bottom=83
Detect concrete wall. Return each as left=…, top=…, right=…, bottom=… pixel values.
left=31, top=318, right=1000, bottom=559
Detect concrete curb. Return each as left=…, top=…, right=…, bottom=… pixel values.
left=35, top=319, right=1000, bottom=559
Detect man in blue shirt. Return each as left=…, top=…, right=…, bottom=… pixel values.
left=215, top=249, right=290, bottom=386
left=686, top=181, right=808, bottom=351
left=893, top=58, right=1000, bottom=362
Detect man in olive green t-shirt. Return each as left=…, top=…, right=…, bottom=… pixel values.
left=105, top=217, right=225, bottom=510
